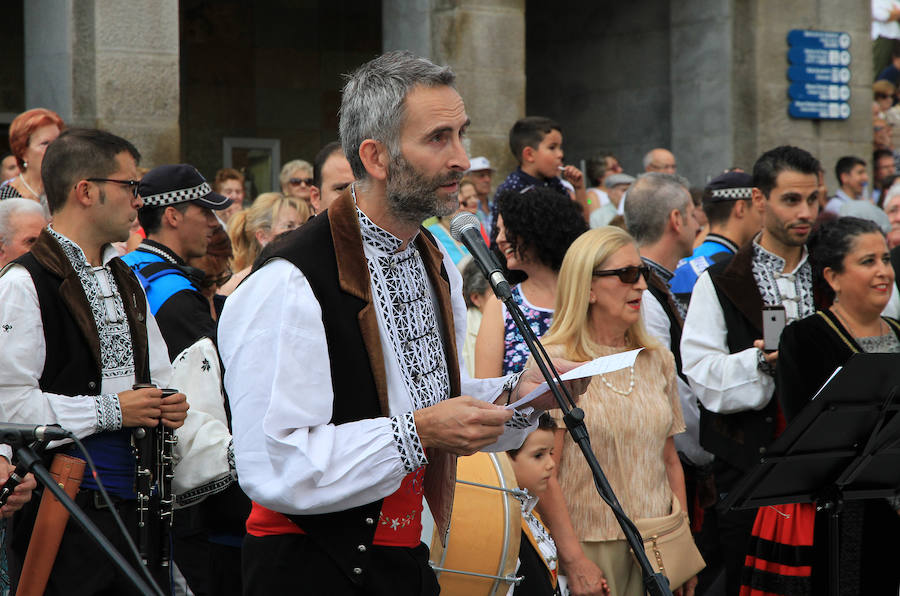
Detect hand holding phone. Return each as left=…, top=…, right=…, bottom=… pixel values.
left=762, top=306, right=786, bottom=352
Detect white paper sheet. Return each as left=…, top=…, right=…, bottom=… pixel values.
left=506, top=348, right=643, bottom=409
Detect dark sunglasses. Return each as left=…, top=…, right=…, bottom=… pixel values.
left=86, top=178, right=141, bottom=198
left=592, top=265, right=649, bottom=284
left=289, top=177, right=314, bottom=187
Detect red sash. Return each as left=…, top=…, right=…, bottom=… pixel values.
left=246, top=468, right=425, bottom=548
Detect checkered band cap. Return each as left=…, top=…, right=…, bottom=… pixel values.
left=137, top=164, right=231, bottom=211
left=142, top=181, right=214, bottom=207
left=710, top=187, right=753, bottom=200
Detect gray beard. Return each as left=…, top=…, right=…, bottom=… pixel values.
left=385, top=154, right=460, bottom=226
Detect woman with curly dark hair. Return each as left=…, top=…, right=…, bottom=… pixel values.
left=474, top=185, right=588, bottom=376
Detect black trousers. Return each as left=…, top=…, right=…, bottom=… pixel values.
left=242, top=534, right=440, bottom=596
left=10, top=491, right=168, bottom=596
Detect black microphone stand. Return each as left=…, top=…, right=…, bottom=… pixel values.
left=502, top=290, right=673, bottom=596
left=8, top=441, right=159, bottom=596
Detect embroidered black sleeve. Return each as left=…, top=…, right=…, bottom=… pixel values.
left=391, top=412, right=428, bottom=473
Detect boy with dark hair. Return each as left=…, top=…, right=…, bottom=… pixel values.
left=490, top=116, right=588, bottom=247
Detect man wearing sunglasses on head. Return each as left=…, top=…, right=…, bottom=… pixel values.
left=680, top=146, right=820, bottom=595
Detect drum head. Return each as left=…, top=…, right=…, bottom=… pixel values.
left=429, top=452, right=522, bottom=596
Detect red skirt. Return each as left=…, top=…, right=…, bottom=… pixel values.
left=739, top=503, right=816, bottom=596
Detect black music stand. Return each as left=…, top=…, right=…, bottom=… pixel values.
left=719, top=353, right=900, bottom=596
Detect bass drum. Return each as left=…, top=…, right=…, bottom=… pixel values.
left=425, top=451, right=523, bottom=596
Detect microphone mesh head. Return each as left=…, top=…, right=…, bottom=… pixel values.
left=450, top=212, right=481, bottom=242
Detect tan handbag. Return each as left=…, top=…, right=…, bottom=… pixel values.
left=632, top=495, right=705, bottom=590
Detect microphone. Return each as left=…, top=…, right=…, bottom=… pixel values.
left=0, top=441, right=42, bottom=508
left=0, top=423, right=71, bottom=445
left=450, top=212, right=512, bottom=300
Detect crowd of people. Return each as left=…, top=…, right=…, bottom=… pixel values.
left=0, top=48, right=899, bottom=596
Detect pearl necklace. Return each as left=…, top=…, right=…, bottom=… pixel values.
left=599, top=365, right=636, bottom=396
left=18, top=173, right=39, bottom=199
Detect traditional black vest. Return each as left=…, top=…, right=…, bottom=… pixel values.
left=261, top=191, right=460, bottom=585
left=699, top=243, right=779, bottom=481
left=15, top=229, right=150, bottom=396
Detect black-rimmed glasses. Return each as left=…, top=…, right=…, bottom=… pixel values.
left=592, top=265, right=649, bottom=284
left=86, top=178, right=140, bottom=198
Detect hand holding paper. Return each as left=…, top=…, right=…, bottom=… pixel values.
left=508, top=348, right=643, bottom=410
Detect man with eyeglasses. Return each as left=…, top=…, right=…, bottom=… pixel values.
left=0, top=128, right=189, bottom=594
left=680, top=146, right=820, bottom=595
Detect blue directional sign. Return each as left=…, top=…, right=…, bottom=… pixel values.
left=786, top=30, right=851, bottom=51
left=787, top=29, right=851, bottom=120
left=788, top=101, right=850, bottom=120
left=788, top=47, right=851, bottom=66
left=787, top=65, right=850, bottom=84
left=789, top=82, right=850, bottom=102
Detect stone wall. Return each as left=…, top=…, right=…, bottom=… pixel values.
left=180, top=0, right=381, bottom=183
left=25, top=0, right=181, bottom=168
left=526, top=0, right=672, bottom=180
left=740, top=0, right=872, bottom=191
left=384, top=0, right=526, bottom=184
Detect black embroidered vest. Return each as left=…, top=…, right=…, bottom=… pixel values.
left=699, top=245, right=779, bottom=482
left=260, top=192, right=460, bottom=585
left=15, top=229, right=150, bottom=396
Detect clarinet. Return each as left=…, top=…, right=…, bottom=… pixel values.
left=131, top=384, right=179, bottom=570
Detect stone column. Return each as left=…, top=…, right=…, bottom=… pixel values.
left=383, top=0, right=526, bottom=182
left=670, top=0, right=735, bottom=186
left=25, top=0, right=180, bottom=167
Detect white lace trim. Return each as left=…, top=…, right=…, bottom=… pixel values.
left=357, top=208, right=451, bottom=412
left=94, top=393, right=123, bottom=431
left=750, top=239, right=814, bottom=323
left=47, top=228, right=136, bottom=384
left=391, top=412, right=428, bottom=473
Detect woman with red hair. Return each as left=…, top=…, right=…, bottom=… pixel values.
left=0, top=108, right=65, bottom=209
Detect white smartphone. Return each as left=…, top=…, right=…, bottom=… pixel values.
left=762, top=306, right=786, bottom=352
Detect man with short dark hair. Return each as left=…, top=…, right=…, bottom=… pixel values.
left=218, top=50, right=585, bottom=596
left=873, top=148, right=896, bottom=203
left=681, top=145, right=820, bottom=595
left=670, top=172, right=762, bottom=303
left=122, top=165, right=231, bottom=361
left=825, top=156, right=868, bottom=214
left=0, top=128, right=188, bottom=594
left=309, top=141, right=354, bottom=214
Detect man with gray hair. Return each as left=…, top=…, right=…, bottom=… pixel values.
left=218, top=50, right=584, bottom=595
left=625, top=174, right=709, bottom=594
left=0, top=198, right=47, bottom=268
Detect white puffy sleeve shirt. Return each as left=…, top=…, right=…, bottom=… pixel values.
left=0, top=256, right=173, bottom=446
left=218, top=243, right=533, bottom=516
left=680, top=271, right=774, bottom=414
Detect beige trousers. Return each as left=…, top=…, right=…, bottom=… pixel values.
left=581, top=540, right=644, bottom=596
